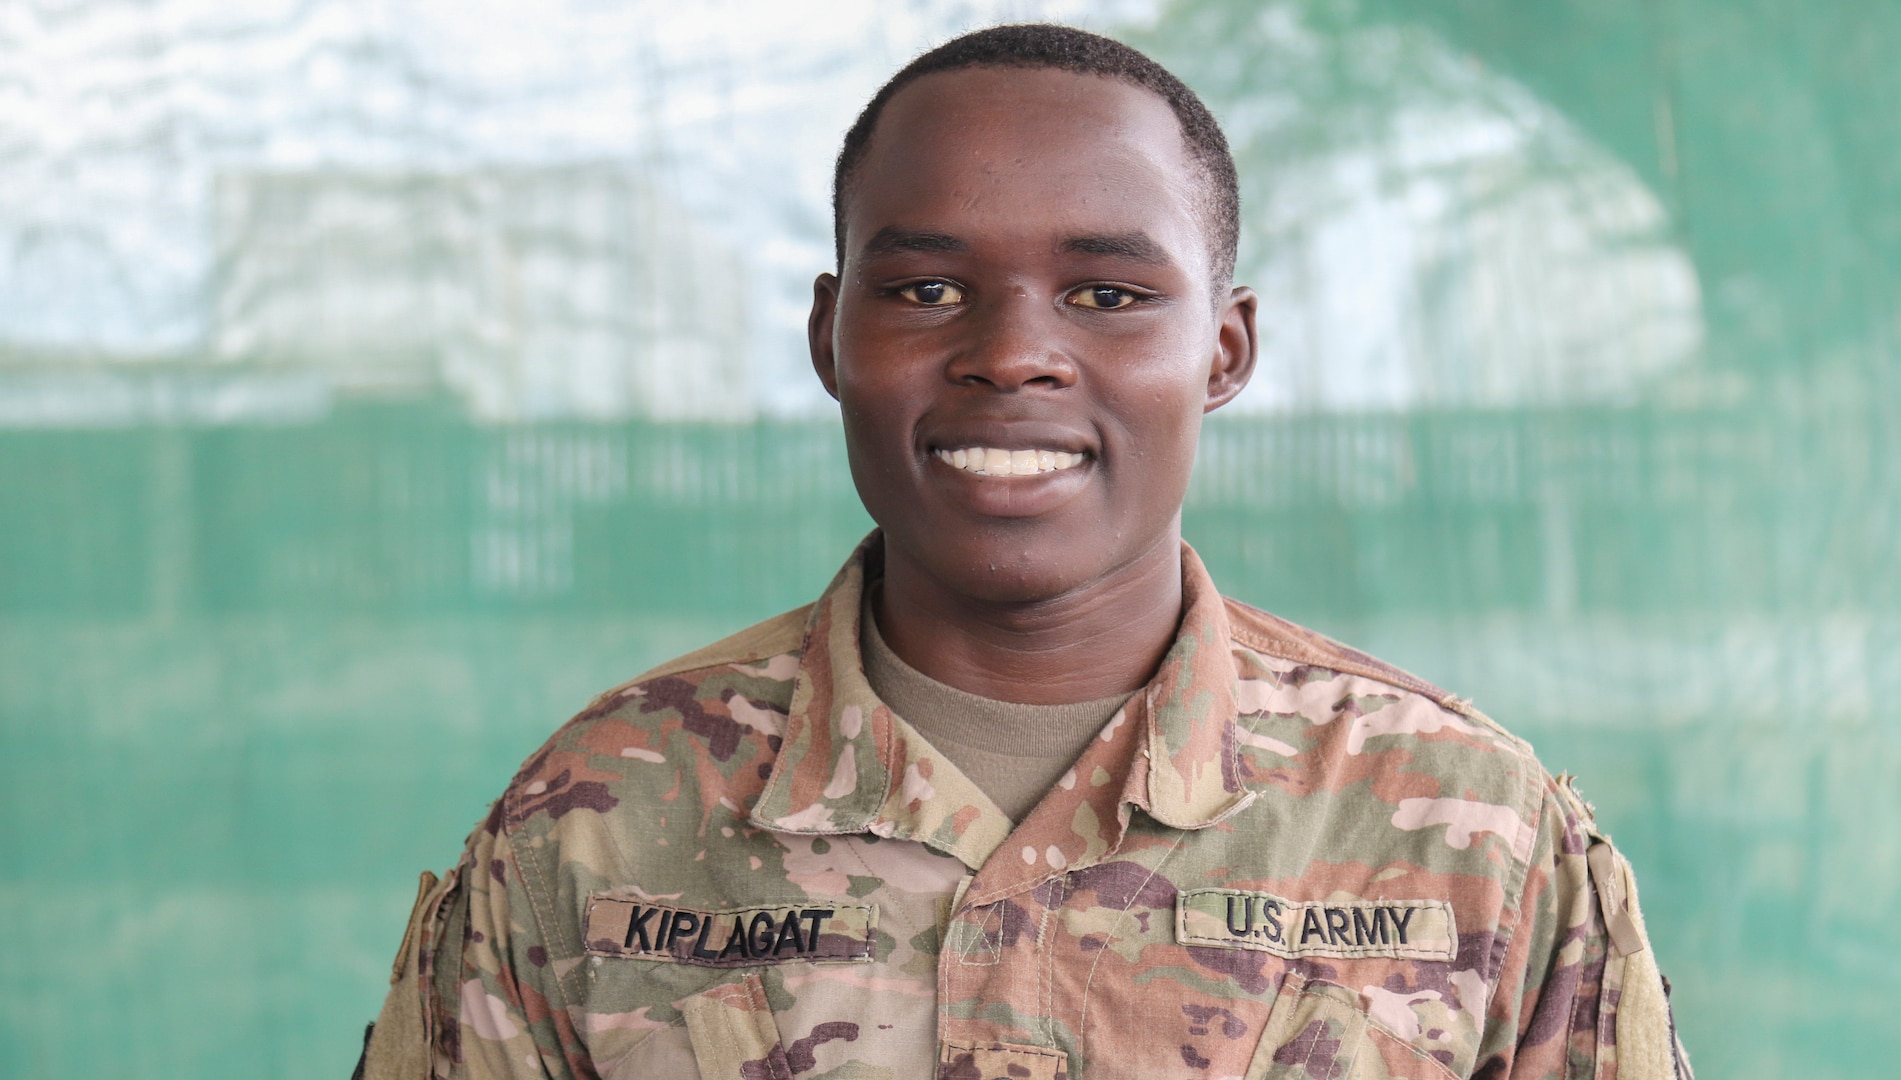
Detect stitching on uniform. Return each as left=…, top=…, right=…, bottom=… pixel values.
left=1363, top=1007, right=1461, bottom=1080
left=1144, top=684, right=1165, bottom=814
left=1075, top=832, right=1184, bottom=1062
left=511, top=821, right=562, bottom=962
left=617, top=1014, right=691, bottom=1077
left=739, top=973, right=795, bottom=1080
left=756, top=663, right=855, bottom=830
left=957, top=902, right=1004, bottom=966
left=835, top=834, right=899, bottom=966
left=1235, top=626, right=1544, bottom=781
left=842, top=832, right=882, bottom=884
left=937, top=896, right=960, bottom=1048
left=1583, top=846, right=1615, bottom=1080
left=1222, top=657, right=1246, bottom=797
left=1227, top=619, right=1445, bottom=703
left=415, top=866, right=459, bottom=1075
left=964, top=873, right=1044, bottom=909
left=753, top=584, right=850, bottom=825
left=1283, top=978, right=1458, bottom=1080
left=1037, top=903, right=1055, bottom=1046
left=1485, top=782, right=1553, bottom=1023
left=619, top=607, right=813, bottom=691
left=1228, top=616, right=1533, bottom=752
left=581, top=899, right=878, bottom=964
left=874, top=698, right=898, bottom=822
left=940, top=1038, right=1067, bottom=1062
left=1175, top=890, right=1459, bottom=961
left=499, top=813, right=580, bottom=1068
left=1222, top=604, right=1532, bottom=740
left=752, top=708, right=795, bottom=813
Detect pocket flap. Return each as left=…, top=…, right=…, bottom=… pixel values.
left=1244, top=973, right=1457, bottom=1080
left=1245, top=974, right=1367, bottom=1079
left=680, top=973, right=794, bottom=1080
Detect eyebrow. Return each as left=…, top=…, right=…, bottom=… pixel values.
left=859, top=227, right=968, bottom=259
left=1060, top=232, right=1170, bottom=264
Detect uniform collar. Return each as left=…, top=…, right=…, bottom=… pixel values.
left=749, top=533, right=1255, bottom=880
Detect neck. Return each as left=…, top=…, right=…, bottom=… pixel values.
left=871, top=530, right=1184, bottom=705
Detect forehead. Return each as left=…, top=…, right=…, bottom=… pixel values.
left=845, top=67, right=1209, bottom=267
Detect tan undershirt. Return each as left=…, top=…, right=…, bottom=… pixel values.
left=861, top=602, right=1133, bottom=823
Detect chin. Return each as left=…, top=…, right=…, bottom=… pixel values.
left=925, top=530, right=1113, bottom=606
left=951, top=561, right=1082, bottom=605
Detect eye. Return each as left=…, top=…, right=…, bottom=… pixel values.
left=1069, top=285, right=1138, bottom=310
left=897, top=280, right=965, bottom=306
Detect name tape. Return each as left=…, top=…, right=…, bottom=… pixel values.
left=584, top=897, right=876, bottom=966
left=1177, top=889, right=1456, bottom=961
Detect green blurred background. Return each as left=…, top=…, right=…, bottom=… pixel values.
left=2, top=1, right=1896, bottom=1076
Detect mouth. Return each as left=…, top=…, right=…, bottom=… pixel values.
left=930, top=446, right=1089, bottom=478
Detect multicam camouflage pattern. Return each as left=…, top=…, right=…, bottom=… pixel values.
left=367, top=534, right=1691, bottom=1079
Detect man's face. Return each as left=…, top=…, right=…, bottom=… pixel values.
left=810, top=66, right=1256, bottom=606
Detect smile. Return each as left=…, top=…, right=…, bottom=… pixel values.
left=932, top=446, right=1087, bottom=477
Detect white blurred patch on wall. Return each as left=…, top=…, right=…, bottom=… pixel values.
left=0, top=368, right=331, bottom=428
left=0, top=0, right=1162, bottom=425
left=0, top=0, right=1703, bottom=422
left=1213, top=14, right=1704, bottom=413
left=209, top=165, right=750, bottom=420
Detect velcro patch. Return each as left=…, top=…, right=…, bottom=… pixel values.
left=1177, top=889, right=1456, bottom=961
left=584, top=896, right=876, bottom=966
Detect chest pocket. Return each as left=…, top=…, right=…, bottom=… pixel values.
left=680, top=974, right=799, bottom=1079
left=1245, top=974, right=1458, bottom=1080
left=605, top=974, right=788, bottom=1080
left=607, top=970, right=939, bottom=1080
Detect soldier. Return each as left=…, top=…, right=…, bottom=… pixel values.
left=359, top=23, right=1691, bottom=1080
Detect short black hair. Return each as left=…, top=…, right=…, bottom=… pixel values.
left=832, top=23, right=1240, bottom=292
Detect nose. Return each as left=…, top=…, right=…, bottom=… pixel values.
left=944, top=292, right=1078, bottom=392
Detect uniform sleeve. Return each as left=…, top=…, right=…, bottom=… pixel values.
left=1474, top=777, right=1693, bottom=1080
left=360, top=804, right=588, bottom=1080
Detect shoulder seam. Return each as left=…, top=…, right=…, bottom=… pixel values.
left=1444, top=701, right=1540, bottom=763
left=1223, top=599, right=1451, bottom=703
left=581, top=604, right=812, bottom=713
left=1223, top=598, right=1546, bottom=766
left=490, top=808, right=577, bottom=1027
left=1486, top=773, right=1560, bottom=1024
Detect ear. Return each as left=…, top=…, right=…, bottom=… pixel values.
left=1204, top=285, right=1258, bottom=413
left=808, top=272, right=843, bottom=401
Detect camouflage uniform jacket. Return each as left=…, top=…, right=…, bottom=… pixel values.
left=365, top=535, right=1691, bottom=1080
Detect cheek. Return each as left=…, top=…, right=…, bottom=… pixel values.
left=1098, top=414, right=1206, bottom=511
left=1099, top=368, right=1211, bottom=458
left=840, top=405, right=909, bottom=483
left=1108, top=321, right=1214, bottom=391
left=836, top=338, right=933, bottom=412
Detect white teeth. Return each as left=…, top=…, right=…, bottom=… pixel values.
left=932, top=446, right=1088, bottom=476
